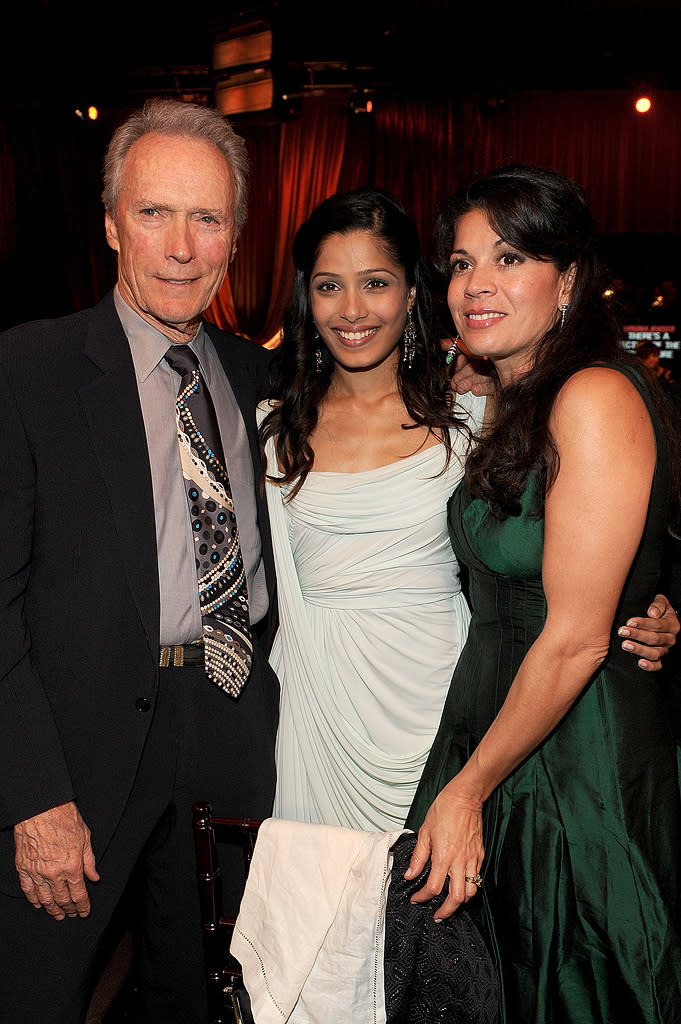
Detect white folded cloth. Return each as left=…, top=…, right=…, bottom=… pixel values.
left=230, top=817, right=408, bottom=1024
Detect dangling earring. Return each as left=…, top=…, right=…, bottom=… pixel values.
left=403, top=309, right=417, bottom=369
left=560, top=303, right=569, bottom=329
left=445, top=337, right=459, bottom=366
left=313, top=330, right=323, bottom=374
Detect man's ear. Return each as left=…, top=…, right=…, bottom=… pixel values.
left=105, top=213, right=120, bottom=253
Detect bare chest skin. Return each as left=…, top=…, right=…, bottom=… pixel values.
left=309, top=389, right=443, bottom=473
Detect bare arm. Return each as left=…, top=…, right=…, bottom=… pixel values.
left=449, top=350, right=677, bottom=668
left=407, top=367, right=657, bottom=918
left=14, top=801, right=99, bottom=920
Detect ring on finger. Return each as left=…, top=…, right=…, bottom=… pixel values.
left=465, top=873, right=483, bottom=889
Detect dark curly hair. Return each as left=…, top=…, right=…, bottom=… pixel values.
left=260, top=186, right=473, bottom=498
left=434, top=164, right=681, bottom=519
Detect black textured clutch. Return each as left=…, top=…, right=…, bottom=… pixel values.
left=385, top=832, right=501, bottom=1024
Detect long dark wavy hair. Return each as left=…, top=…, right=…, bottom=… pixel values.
left=260, top=186, right=473, bottom=498
left=434, top=164, right=681, bottom=519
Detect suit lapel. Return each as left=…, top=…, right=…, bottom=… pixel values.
left=209, top=326, right=278, bottom=642
left=79, top=295, right=160, bottom=661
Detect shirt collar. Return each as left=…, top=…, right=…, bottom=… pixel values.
left=114, top=287, right=208, bottom=382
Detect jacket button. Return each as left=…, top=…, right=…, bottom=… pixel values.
left=135, top=697, right=151, bottom=713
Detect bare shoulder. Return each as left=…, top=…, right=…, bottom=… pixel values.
left=545, top=363, right=657, bottom=550
left=553, top=365, right=650, bottom=423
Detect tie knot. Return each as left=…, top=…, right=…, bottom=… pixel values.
left=164, top=344, right=201, bottom=381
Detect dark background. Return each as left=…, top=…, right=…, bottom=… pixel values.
left=2, top=0, right=680, bottom=337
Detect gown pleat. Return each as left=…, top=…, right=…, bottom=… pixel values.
left=261, top=392, right=486, bottom=831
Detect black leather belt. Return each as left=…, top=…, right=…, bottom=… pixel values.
left=159, top=641, right=205, bottom=668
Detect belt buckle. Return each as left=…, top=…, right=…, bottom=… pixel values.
left=159, top=644, right=186, bottom=668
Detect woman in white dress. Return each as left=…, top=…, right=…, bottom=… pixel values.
left=258, top=188, right=481, bottom=830
left=258, top=187, right=679, bottom=833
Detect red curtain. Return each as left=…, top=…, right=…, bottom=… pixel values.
left=208, top=88, right=681, bottom=342
left=2, top=88, right=680, bottom=335
left=461, top=90, right=681, bottom=234
left=208, top=95, right=351, bottom=344
left=370, top=98, right=471, bottom=257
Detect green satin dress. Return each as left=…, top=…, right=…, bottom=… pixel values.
left=407, top=365, right=681, bottom=1024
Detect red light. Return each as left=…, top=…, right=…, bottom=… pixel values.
left=635, top=96, right=652, bottom=114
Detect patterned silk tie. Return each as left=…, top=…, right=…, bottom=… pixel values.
left=164, top=344, right=253, bottom=697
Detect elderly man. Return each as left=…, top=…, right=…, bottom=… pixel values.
left=0, top=98, right=279, bottom=1023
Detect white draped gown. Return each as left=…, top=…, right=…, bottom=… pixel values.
left=259, top=392, right=486, bottom=831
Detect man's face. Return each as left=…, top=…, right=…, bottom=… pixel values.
left=105, top=132, right=237, bottom=343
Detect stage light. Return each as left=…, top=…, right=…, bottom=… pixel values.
left=350, top=89, right=375, bottom=115
left=212, top=17, right=303, bottom=119
left=214, top=21, right=273, bottom=115
left=635, top=96, right=652, bottom=113
left=75, top=106, right=100, bottom=122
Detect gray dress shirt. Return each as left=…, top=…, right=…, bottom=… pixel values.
left=114, top=289, right=268, bottom=645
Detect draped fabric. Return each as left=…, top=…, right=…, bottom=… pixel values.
left=2, top=89, right=681, bottom=335
left=459, top=89, right=681, bottom=234
left=370, top=98, right=471, bottom=258
left=208, top=120, right=282, bottom=339
left=231, top=818, right=405, bottom=1024
left=261, top=394, right=486, bottom=831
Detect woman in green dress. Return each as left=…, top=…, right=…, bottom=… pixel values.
left=406, top=165, right=681, bottom=1023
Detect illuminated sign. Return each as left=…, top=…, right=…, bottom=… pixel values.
left=622, top=325, right=678, bottom=360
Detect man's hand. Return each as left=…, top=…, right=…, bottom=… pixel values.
left=618, top=593, right=679, bottom=671
left=448, top=350, right=496, bottom=396
left=14, top=801, right=99, bottom=920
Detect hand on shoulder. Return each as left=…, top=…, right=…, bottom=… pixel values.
left=448, top=350, right=496, bottom=397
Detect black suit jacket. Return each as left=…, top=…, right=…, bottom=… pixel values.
left=0, top=292, right=276, bottom=861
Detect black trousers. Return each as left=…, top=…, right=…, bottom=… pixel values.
left=0, top=652, right=278, bottom=1024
